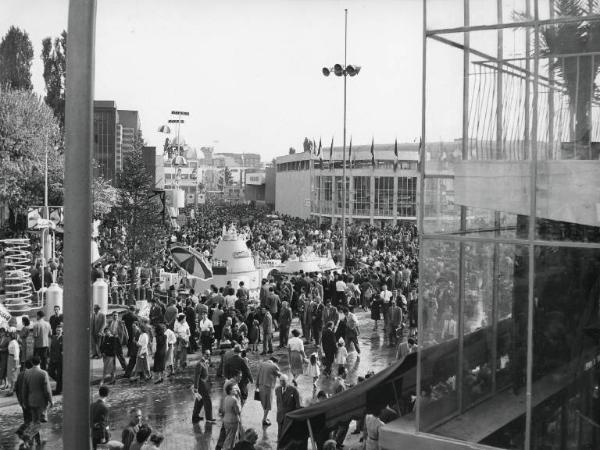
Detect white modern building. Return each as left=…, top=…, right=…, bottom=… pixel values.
left=275, top=143, right=420, bottom=225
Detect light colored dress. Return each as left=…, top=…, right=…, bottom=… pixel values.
left=288, top=336, right=305, bottom=377
left=306, top=359, right=321, bottom=379
left=345, top=350, right=360, bottom=386
left=365, top=414, right=384, bottom=450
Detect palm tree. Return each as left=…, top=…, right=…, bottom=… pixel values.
left=518, top=0, right=600, bottom=148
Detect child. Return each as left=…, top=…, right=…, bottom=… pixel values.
left=306, top=352, right=321, bottom=390
left=334, top=338, right=348, bottom=377
left=248, top=319, right=260, bottom=352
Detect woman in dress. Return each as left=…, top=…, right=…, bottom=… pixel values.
left=344, top=341, right=361, bottom=387
left=152, top=324, right=167, bottom=384
left=363, top=411, right=385, bottom=450
left=370, top=294, right=383, bottom=331
left=131, top=324, right=151, bottom=383
left=287, top=329, right=306, bottom=386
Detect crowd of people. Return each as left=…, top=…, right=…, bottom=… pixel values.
left=0, top=204, right=422, bottom=449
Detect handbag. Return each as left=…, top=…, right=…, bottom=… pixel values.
left=254, top=387, right=261, bottom=401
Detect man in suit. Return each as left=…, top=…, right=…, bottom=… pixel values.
left=256, top=356, right=280, bottom=426
left=278, top=301, right=292, bottom=348
left=223, top=344, right=253, bottom=405
left=265, top=287, right=280, bottom=328
left=322, top=321, right=337, bottom=376
left=107, top=310, right=129, bottom=371
left=49, top=305, right=63, bottom=336
left=261, top=308, right=274, bottom=355
left=275, top=374, right=301, bottom=442
left=192, top=350, right=216, bottom=424
left=90, top=385, right=110, bottom=449
left=90, top=304, right=106, bottom=359
left=48, top=323, right=63, bottom=395
left=22, top=355, right=53, bottom=432
left=32, top=310, right=52, bottom=370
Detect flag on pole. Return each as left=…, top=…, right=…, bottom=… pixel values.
left=394, top=138, right=399, bottom=172
left=370, top=137, right=375, bottom=167
left=313, top=139, right=317, bottom=155
left=348, top=137, right=352, bottom=170
left=329, top=137, right=334, bottom=170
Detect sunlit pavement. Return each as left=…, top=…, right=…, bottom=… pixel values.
left=0, top=311, right=397, bottom=449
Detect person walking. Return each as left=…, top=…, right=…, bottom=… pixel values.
left=275, top=374, right=301, bottom=443
left=152, top=324, right=167, bottom=384
left=192, top=349, right=215, bottom=424
left=256, top=356, right=280, bottom=426
left=90, top=385, right=110, bottom=449
left=223, top=383, right=242, bottom=450
left=174, top=313, right=190, bottom=372
left=278, top=301, right=292, bottom=348
left=287, top=329, right=306, bottom=386
left=22, top=355, right=53, bottom=438
left=32, top=310, right=52, bottom=370
left=223, top=344, right=253, bottom=406
left=100, top=327, right=120, bottom=385
left=48, top=323, right=63, bottom=394
left=321, top=321, right=337, bottom=377
left=260, top=308, right=273, bottom=355
left=198, top=311, right=215, bottom=354
left=90, top=305, right=106, bottom=359
left=6, top=327, right=19, bottom=395
left=130, top=324, right=151, bottom=383
left=108, top=310, right=129, bottom=371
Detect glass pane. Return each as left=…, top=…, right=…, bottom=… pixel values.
left=423, top=177, right=460, bottom=234
left=531, top=245, right=600, bottom=449
left=462, top=241, right=494, bottom=408
left=419, top=239, right=460, bottom=431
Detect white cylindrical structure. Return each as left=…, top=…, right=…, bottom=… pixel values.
left=43, top=232, right=52, bottom=260
left=92, top=278, right=109, bottom=314
left=175, top=189, right=185, bottom=208
left=45, top=283, right=64, bottom=317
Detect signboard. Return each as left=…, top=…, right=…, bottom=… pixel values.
left=28, top=206, right=64, bottom=231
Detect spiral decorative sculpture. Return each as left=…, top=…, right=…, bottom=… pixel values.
left=1, top=238, right=33, bottom=312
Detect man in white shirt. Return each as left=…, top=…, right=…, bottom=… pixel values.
left=198, top=311, right=214, bottom=353
left=174, top=314, right=190, bottom=372
left=380, top=284, right=393, bottom=336
left=165, top=327, right=176, bottom=376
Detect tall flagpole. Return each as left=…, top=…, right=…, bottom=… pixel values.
left=341, top=8, right=348, bottom=270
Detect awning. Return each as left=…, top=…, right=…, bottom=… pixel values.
left=279, top=353, right=417, bottom=449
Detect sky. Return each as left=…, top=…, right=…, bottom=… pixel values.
left=1, top=0, right=467, bottom=161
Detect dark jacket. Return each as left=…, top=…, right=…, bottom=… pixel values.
left=223, top=354, right=253, bottom=385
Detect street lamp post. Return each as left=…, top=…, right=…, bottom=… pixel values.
left=322, top=8, right=361, bottom=269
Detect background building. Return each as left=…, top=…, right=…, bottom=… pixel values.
left=93, top=101, right=141, bottom=184
left=381, top=2, right=600, bottom=450
left=275, top=143, right=419, bottom=224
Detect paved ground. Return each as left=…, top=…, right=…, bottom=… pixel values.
left=0, top=311, right=397, bottom=449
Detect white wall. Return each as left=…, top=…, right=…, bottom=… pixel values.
left=275, top=170, right=312, bottom=219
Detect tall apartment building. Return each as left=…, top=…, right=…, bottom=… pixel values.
left=93, top=101, right=141, bottom=184
left=117, top=110, right=141, bottom=165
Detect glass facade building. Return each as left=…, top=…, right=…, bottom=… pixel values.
left=275, top=144, right=420, bottom=224
left=381, top=1, right=600, bottom=449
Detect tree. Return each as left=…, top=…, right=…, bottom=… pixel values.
left=303, top=137, right=313, bottom=153
left=289, top=147, right=296, bottom=154
left=93, top=160, right=117, bottom=217
left=516, top=0, right=600, bottom=146
left=41, top=31, right=67, bottom=128
left=0, top=88, right=63, bottom=235
left=0, top=26, right=34, bottom=91
left=114, top=147, right=164, bottom=295
left=218, top=166, right=233, bottom=190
